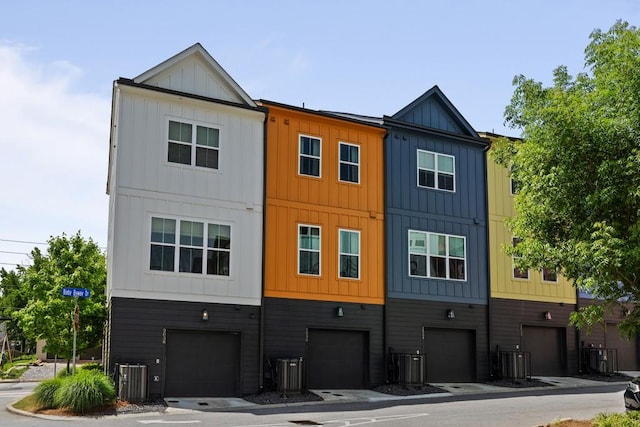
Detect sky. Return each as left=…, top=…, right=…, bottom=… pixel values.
left=0, top=0, right=637, bottom=269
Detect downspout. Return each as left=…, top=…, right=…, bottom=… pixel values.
left=382, top=129, right=390, bottom=384
left=482, top=138, right=494, bottom=379
left=258, top=106, right=269, bottom=391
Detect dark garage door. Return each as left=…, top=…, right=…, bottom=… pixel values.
left=165, top=330, right=240, bottom=397
left=307, top=329, right=368, bottom=389
left=606, top=323, right=639, bottom=370
left=522, top=326, right=565, bottom=376
left=423, top=328, right=476, bottom=382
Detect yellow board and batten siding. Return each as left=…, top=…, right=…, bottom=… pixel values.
left=483, top=133, right=575, bottom=303
left=262, top=102, right=385, bottom=304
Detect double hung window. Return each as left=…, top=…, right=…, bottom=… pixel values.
left=339, top=229, right=360, bottom=279
left=339, top=142, right=360, bottom=183
left=298, top=225, right=321, bottom=275
left=299, top=135, right=321, bottom=177
left=512, top=237, right=529, bottom=279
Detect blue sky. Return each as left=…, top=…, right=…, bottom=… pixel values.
left=0, top=0, right=637, bottom=268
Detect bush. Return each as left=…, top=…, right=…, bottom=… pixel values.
left=34, top=378, right=63, bottom=409
left=594, top=411, right=640, bottom=427
left=53, top=370, right=115, bottom=413
left=80, top=363, right=102, bottom=372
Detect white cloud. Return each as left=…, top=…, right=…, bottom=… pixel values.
left=0, top=43, right=110, bottom=267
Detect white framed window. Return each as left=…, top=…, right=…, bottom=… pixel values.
left=512, top=237, right=529, bottom=279
left=149, top=216, right=230, bottom=276
left=339, top=229, right=360, bottom=279
left=298, top=224, right=321, bottom=275
left=408, top=230, right=466, bottom=280
left=299, top=135, right=321, bottom=177
left=168, top=119, right=220, bottom=169
left=339, top=142, right=360, bottom=184
left=542, top=268, right=558, bottom=283
left=417, top=149, right=455, bottom=191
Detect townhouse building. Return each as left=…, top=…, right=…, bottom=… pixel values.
left=259, top=100, right=386, bottom=389
left=383, top=87, right=490, bottom=382
left=105, top=44, right=266, bottom=398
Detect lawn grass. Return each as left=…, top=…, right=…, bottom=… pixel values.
left=0, top=354, right=37, bottom=379
left=11, top=394, right=42, bottom=412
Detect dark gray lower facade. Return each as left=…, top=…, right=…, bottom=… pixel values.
left=263, top=297, right=385, bottom=389
left=490, top=298, right=578, bottom=377
left=386, top=298, right=490, bottom=382
left=107, top=297, right=260, bottom=398
left=578, top=298, right=640, bottom=371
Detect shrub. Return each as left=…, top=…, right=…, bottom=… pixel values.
left=80, top=363, right=103, bottom=372
left=34, top=377, right=63, bottom=409
left=53, top=370, right=115, bottom=413
left=594, top=411, right=640, bottom=427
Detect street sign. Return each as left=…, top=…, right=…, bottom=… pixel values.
left=61, top=287, right=91, bottom=298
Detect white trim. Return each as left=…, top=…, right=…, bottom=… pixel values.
left=298, top=223, right=321, bottom=276
left=416, top=149, right=456, bottom=192
left=298, top=134, right=322, bottom=178
left=338, top=142, right=360, bottom=184
left=338, top=228, right=361, bottom=279
left=541, top=268, right=559, bottom=283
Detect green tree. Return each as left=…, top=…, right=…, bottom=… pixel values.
left=14, top=232, right=106, bottom=367
left=493, top=21, right=640, bottom=337
left=0, top=267, right=32, bottom=353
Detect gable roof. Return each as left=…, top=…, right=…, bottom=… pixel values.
left=133, top=43, right=256, bottom=107
left=391, top=85, right=478, bottom=137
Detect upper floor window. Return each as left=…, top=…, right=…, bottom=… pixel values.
left=298, top=225, right=321, bottom=275
left=417, top=150, right=455, bottom=191
left=339, top=229, right=360, bottom=279
left=339, top=142, right=360, bottom=183
left=150, top=216, right=230, bottom=276
left=168, top=120, right=220, bottom=169
left=512, top=237, right=529, bottom=279
left=408, top=230, right=466, bottom=280
left=542, top=268, right=558, bottom=283
left=299, top=135, right=321, bottom=177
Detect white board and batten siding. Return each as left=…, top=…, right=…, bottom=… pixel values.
left=107, top=44, right=265, bottom=306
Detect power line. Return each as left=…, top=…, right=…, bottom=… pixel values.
left=0, top=250, right=30, bottom=255
left=0, top=238, right=46, bottom=246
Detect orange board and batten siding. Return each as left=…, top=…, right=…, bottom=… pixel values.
left=483, top=132, right=575, bottom=303
left=261, top=101, right=385, bottom=304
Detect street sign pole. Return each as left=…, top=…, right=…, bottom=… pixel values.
left=72, top=298, right=78, bottom=375
left=61, top=287, right=90, bottom=375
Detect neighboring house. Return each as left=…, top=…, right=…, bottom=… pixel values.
left=383, top=87, right=490, bottom=382
left=258, top=100, right=386, bottom=389
left=577, top=291, right=639, bottom=371
left=482, top=131, right=578, bottom=377
left=105, top=44, right=266, bottom=398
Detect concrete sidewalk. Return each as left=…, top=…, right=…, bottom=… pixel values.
left=162, top=373, right=636, bottom=412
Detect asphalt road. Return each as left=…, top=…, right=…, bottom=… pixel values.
left=1, top=382, right=627, bottom=427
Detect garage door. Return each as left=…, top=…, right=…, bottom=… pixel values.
left=522, top=326, right=565, bottom=376
left=165, top=330, right=240, bottom=397
left=423, top=328, right=476, bottom=382
left=306, top=329, right=367, bottom=389
left=606, top=323, right=640, bottom=370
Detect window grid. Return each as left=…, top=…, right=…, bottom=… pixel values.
left=298, top=224, right=321, bottom=276
left=512, top=237, right=529, bottom=279
left=338, top=142, right=360, bottom=184
left=168, top=119, right=220, bottom=170
left=408, top=230, right=466, bottom=281
left=338, top=229, right=360, bottom=279
left=542, top=268, right=558, bottom=283
left=299, top=135, right=322, bottom=177
left=417, top=149, right=455, bottom=192
left=149, top=217, right=230, bottom=276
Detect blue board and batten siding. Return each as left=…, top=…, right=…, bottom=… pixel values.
left=384, top=87, right=489, bottom=305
